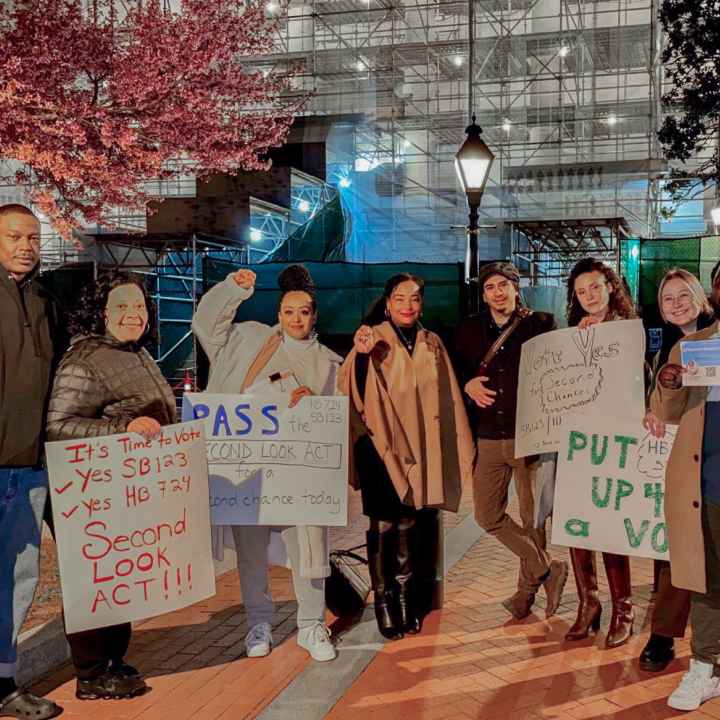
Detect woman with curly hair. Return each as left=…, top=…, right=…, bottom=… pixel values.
left=564, top=257, right=638, bottom=648
left=46, top=271, right=176, bottom=700
left=192, top=264, right=340, bottom=662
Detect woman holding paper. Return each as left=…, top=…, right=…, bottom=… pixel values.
left=192, top=264, right=341, bottom=662
left=564, top=257, right=638, bottom=647
left=46, top=271, right=176, bottom=701
left=339, top=273, right=474, bottom=639
left=639, top=269, right=713, bottom=672
left=649, top=264, right=720, bottom=710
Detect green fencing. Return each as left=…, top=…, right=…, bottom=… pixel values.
left=202, top=259, right=465, bottom=340
left=635, top=234, right=720, bottom=306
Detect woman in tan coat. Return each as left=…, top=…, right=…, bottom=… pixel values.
left=639, top=269, right=714, bottom=672
left=650, top=264, right=720, bottom=711
left=339, top=273, right=474, bottom=639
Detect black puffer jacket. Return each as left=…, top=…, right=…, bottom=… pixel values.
left=47, top=334, right=176, bottom=440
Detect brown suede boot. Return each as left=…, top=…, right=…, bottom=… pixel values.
left=603, top=552, right=634, bottom=648
left=502, top=558, right=537, bottom=620
left=565, top=548, right=602, bottom=640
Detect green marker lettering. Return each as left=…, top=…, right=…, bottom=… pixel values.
left=615, top=479, right=634, bottom=511
left=614, top=434, right=638, bottom=469
left=591, top=477, right=612, bottom=508
left=567, top=431, right=588, bottom=462
left=565, top=518, right=590, bottom=537
left=624, top=518, right=650, bottom=548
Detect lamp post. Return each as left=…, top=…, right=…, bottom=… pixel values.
left=455, top=115, right=495, bottom=313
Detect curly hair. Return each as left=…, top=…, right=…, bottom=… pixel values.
left=566, top=257, right=637, bottom=327
left=68, top=270, right=157, bottom=345
left=362, top=272, right=425, bottom=326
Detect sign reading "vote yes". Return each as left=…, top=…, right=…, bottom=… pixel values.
left=182, top=393, right=349, bottom=526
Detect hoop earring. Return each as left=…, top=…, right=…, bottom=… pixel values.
left=384, top=307, right=390, bottom=319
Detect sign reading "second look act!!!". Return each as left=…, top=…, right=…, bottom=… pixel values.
left=45, top=421, right=215, bottom=634
left=182, top=393, right=349, bottom=526
left=551, top=415, right=676, bottom=560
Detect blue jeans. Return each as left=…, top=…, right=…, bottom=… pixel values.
left=0, top=468, right=48, bottom=678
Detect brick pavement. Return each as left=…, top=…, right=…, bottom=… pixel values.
left=29, top=485, right=718, bottom=720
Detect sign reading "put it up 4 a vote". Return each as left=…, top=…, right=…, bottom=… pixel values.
left=551, top=415, right=677, bottom=560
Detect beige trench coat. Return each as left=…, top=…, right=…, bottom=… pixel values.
left=650, top=321, right=719, bottom=593
left=339, top=321, right=475, bottom=512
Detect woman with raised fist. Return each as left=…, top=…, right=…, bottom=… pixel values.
left=339, top=273, right=474, bottom=640
left=192, top=264, right=341, bottom=662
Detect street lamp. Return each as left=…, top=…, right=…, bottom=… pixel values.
left=455, top=115, right=495, bottom=313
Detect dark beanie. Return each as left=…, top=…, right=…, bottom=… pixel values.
left=477, top=261, right=520, bottom=288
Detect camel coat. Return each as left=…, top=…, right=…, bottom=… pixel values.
left=650, top=321, right=719, bottom=593
left=339, top=322, right=475, bottom=512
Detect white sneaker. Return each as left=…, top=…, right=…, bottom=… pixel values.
left=245, top=622, right=272, bottom=658
left=297, top=622, right=337, bottom=662
left=668, top=659, right=720, bottom=711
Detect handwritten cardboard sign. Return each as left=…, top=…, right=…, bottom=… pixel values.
left=515, top=319, right=646, bottom=457
left=46, top=421, right=215, bottom=634
left=182, top=393, right=349, bottom=526
left=551, top=416, right=676, bottom=559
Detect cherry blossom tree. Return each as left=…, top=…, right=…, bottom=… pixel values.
left=0, top=0, right=302, bottom=238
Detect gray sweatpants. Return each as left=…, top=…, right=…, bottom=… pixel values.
left=231, top=526, right=325, bottom=630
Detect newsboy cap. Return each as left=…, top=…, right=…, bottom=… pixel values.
left=477, top=261, right=520, bottom=288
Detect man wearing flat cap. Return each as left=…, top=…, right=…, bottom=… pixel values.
left=454, top=261, right=568, bottom=620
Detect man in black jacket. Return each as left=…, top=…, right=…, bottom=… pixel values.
left=455, top=262, right=568, bottom=620
left=0, top=204, right=62, bottom=719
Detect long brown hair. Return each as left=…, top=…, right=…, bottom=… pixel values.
left=566, top=257, right=636, bottom=327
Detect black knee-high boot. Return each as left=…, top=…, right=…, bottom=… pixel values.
left=396, top=525, right=422, bottom=634
left=366, top=530, right=402, bottom=639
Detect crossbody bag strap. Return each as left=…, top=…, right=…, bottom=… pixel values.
left=478, top=308, right=532, bottom=371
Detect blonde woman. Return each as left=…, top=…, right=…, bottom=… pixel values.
left=639, top=268, right=713, bottom=672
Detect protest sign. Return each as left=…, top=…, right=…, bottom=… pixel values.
left=680, top=338, right=720, bottom=386
left=515, top=319, right=646, bottom=457
left=46, top=421, right=215, bottom=634
left=551, top=416, right=676, bottom=560
left=182, top=393, right=349, bottom=526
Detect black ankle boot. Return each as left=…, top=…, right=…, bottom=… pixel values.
left=396, top=525, right=421, bottom=634
left=366, top=530, right=402, bottom=639
left=639, top=633, right=675, bottom=672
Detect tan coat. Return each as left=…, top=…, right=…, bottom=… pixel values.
left=339, top=322, right=475, bottom=512
left=650, top=321, right=719, bottom=593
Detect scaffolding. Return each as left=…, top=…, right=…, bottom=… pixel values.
left=248, top=0, right=668, bottom=271
left=0, top=0, right=683, bottom=281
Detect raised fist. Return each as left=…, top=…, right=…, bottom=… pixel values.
left=353, top=325, right=377, bottom=354
left=233, top=268, right=256, bottom=290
